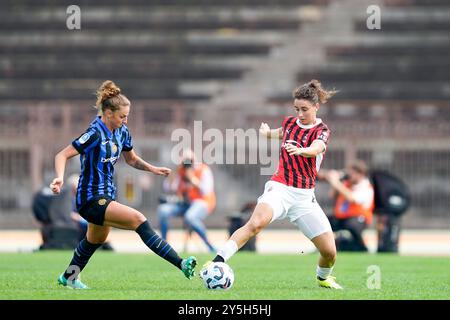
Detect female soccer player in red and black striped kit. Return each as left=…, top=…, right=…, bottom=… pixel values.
left=203, top=79, right=343, bottom=289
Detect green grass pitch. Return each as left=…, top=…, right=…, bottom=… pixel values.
left=0, top=251, right=448, bottom=299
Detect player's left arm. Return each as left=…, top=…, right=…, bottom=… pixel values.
left=123, top=149, right=171, bottom=176
left=284, top=139, right=326, bottom=158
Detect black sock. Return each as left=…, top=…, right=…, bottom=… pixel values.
left=136, top=221, right=183, bottom=269
left=63, top=238, right=101, bottom=280
left=212, top=255, right=225, bottom=263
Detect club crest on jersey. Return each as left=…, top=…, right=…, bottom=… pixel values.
left=112, top=143, right=118, bottom=153
left=78, top=132, right=91, bottom=144
left=98, top=199, right=107, bottom=206
left=301, top=136, right=308, bottom=146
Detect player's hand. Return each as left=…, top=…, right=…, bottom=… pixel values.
left=50, top=178, right=63, bottom=194
left=152, top=166, right=171, bottom=176
left=284, top=143, right=302, bottom=156
left=259, top=122, right=271, bottom=137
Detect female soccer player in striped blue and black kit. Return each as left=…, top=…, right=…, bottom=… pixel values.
left=50, top=80, right=196, bottom=289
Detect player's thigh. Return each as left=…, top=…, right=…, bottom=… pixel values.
left=87, top=223, right=111, bottom=244
left=104, top=201, right=147, bottom=230
left=78, top=196, right=113, bottom=226
left=290, top=204, right=332, bottom=240
left=257, top=182, right=287, bottom=223
left=245, top=202, right=274, bottom=231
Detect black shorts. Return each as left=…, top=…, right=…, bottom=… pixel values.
left=78, top=196, right=113, bottom=226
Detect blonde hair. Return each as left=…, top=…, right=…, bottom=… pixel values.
left=95, top=80, right=130, bottom=115
left=293, top=79, right=338, bottom=104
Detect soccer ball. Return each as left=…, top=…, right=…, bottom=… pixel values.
left=200, top=262, right=235, bottom=290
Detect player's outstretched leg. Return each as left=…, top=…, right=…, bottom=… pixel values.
left=201, top=203, right=272, bottom=278
left=57, top=237, right=102, bottom=289
left=136, top=220, right=197, bottom=279
left=104, top=201, right=198, bottom=279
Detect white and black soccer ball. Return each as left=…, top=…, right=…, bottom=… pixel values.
left=201, top=262, right=235, bottom=291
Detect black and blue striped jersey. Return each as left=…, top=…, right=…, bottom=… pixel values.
left=71, top=116, right=133, bottom=210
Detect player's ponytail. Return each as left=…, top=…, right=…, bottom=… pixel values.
left=95, top=80, right=130, bottom=115
left=293, top=79, right=338, bottom=104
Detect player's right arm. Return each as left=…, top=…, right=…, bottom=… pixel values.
left=259, top=122, right=283, bottom=139
left=50, top=145, right=79, bottom=194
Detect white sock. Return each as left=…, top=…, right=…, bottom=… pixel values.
left=316, top=266, right=333, bottom=280
left=217, top=240, right=238, bottom=262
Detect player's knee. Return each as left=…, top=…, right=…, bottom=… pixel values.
left=87, top=233, right=108, bottom=244
left=321, top=247, right=337, bottom=263
left=131, top=212, right=147, bottom=229
left=247, top=219, right=265, bottom=236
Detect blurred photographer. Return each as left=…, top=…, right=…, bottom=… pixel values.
left=320, top=160, right=374, bottom=252
left=157, top=149, right=216, bottom=252
left=32, top=176, right=80, bottom=250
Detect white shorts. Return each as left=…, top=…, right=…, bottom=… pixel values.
left=257, top=181, right=332, bottom=239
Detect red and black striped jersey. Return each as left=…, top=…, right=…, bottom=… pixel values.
left=271, top=116, right=330, bottom=189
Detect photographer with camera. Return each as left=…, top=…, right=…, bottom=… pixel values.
left=157, top=149, right=216, bottom=252
left=320, top=160, right=374, bottom=252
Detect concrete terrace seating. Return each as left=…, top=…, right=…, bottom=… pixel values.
left=3, top=0, right=329, bottom=7
left=266, top=0, right=450, bottom=103
left=261, top=0, right=450, bottom=147
left=0, top=0, right=330, bottom=102
left=384, top=0, right=450, bottom=7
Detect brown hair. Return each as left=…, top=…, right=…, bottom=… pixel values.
left=293, top=79, right=338, bottom=104
left=95, top=80, right=130, bottom=114
left=349, top=160, right=368, bottom=176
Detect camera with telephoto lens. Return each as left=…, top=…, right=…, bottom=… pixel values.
left=182, top=162, right=192, bottom=169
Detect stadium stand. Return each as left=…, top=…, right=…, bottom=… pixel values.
left=0, top=0, right=327, bottom=101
